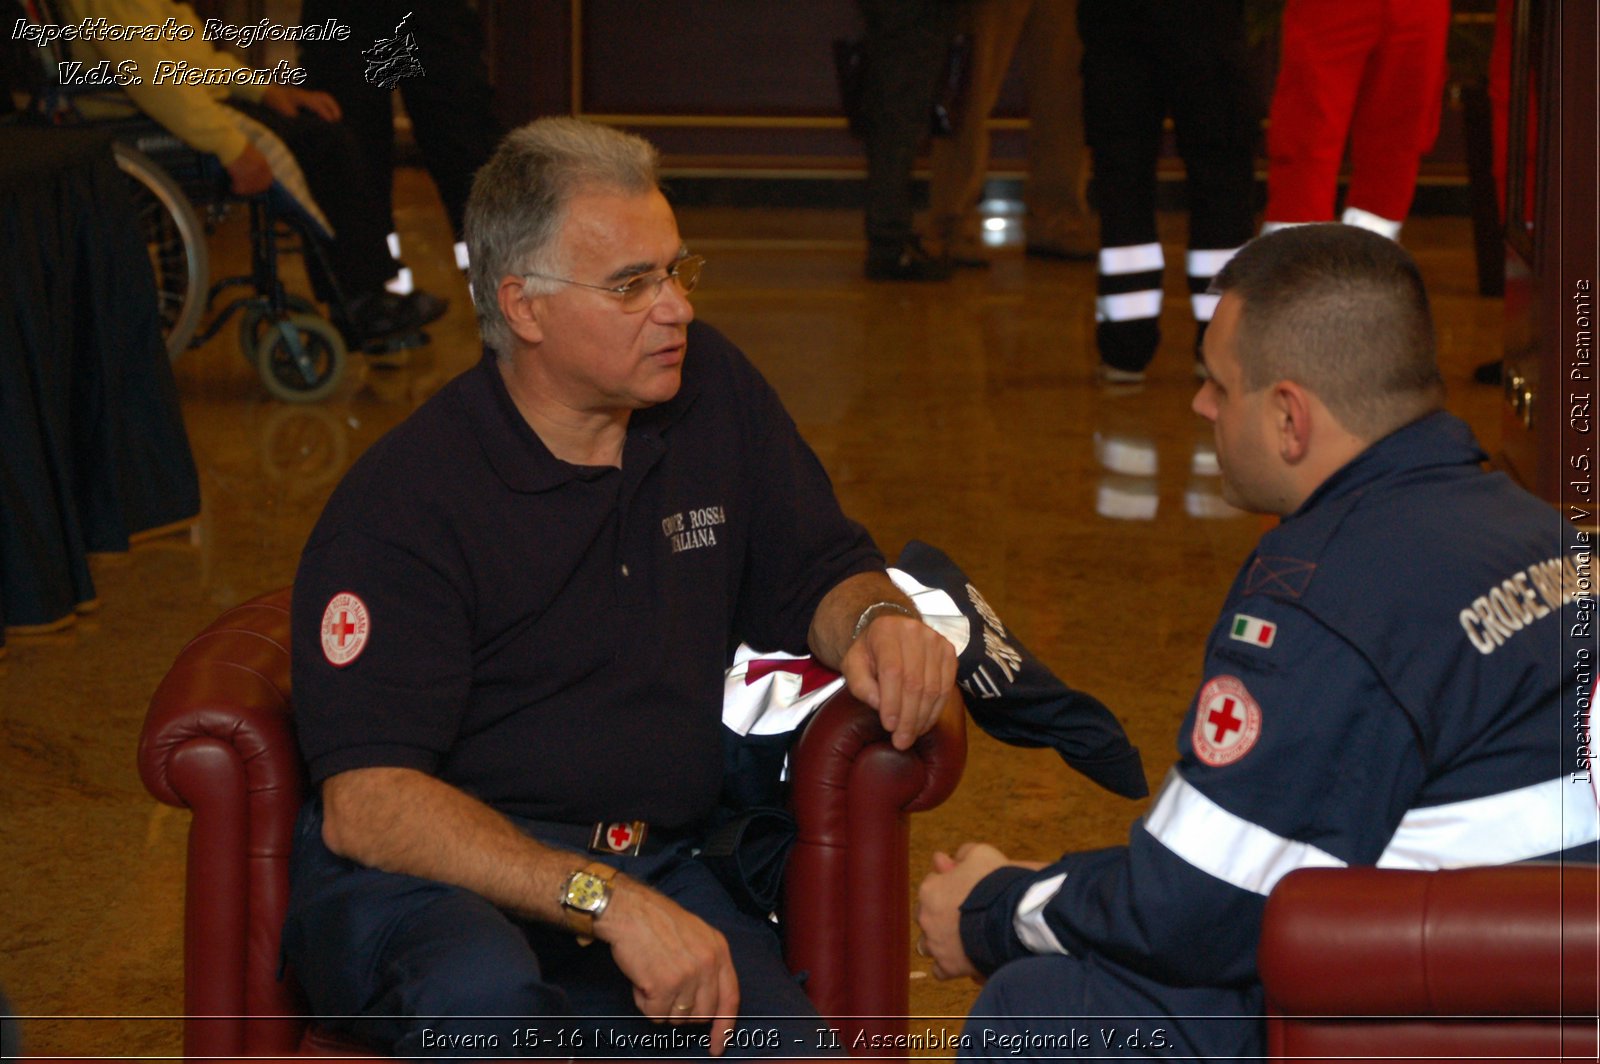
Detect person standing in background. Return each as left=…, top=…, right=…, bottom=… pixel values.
left=925, top=0, right=1095, bottom=267
left=1078, top=0, right=1258, bottom=384
left=1260, top=0, right=1452, bottom=240
left=300, top=0, right=505, bottom=279
left=855, top=0, right=968, bottom=281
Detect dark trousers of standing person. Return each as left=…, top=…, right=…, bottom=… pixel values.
left=856, top=0, right=965, bottom=278
left=1079, top=0, right=1257, bottom=376
left=300, top=0, right=503, bottom=243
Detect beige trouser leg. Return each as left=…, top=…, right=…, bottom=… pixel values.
left=1019, top=0, right=1095, bottom=254
left=926, top=0, right=1033, bottom=257
left=926, top=0, right=1095, bottom=258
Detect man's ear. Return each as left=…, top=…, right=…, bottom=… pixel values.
left=1272, top=381, right=1314, bottom=465
left=497, top=276, right=544, bottom=345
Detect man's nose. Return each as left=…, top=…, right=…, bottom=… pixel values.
left=653, top=277, right=695, bottom=323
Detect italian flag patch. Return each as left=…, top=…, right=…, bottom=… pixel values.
left=1230, top=613, right=1276, bottom=648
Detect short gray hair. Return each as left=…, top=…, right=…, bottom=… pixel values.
left=464, top=118, right=661, bottom=356
left=1212, top=224, right=1444, bottom=439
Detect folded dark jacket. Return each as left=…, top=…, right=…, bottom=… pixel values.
left=895, top=540, right=1148, bottom=799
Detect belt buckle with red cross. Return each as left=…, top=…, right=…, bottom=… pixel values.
left=590, top=820, right=649, bottom=856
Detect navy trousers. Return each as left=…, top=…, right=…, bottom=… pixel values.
left=282, top=799, right=838, bottom=1059
left=957, top=953, right=1263, bottom=1061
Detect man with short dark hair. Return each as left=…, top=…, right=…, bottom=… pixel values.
left=917, top=223, right=1598, bottom=1060
left=283, top=117, right=957, bottom=1057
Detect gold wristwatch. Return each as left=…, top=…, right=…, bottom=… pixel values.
left=559, top=862, right=618, bottom=941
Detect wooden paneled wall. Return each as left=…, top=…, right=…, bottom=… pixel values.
left=483, top=0, right=1487, bottom=187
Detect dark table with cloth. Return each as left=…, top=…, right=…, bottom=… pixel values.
left=0, top=123, right=200, bottom=639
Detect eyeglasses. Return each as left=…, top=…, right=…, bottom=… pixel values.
left=523, top=255, right=705, bottom=313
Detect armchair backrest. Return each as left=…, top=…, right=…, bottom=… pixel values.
left=138, top=588, right=966, bottom=1059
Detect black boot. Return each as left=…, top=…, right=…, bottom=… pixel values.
left=865, top=237, right=952, bottom=281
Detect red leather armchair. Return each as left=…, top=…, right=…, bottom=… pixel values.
left=1260, top=864, right=1599, bottom=1062
left=137, top=588, right=966, bottom=1059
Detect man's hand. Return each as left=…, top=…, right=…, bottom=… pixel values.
left=809, top=573, right=958, bottom=746
left=916, top=842, right=1044, bottom=982
left=225, top=143, right=274, bottom=196
left=841, top=613, right=957, bottom=750
left=596, top=879, right=741, bottom=1055
left=261, top=85, right=342, bottom=122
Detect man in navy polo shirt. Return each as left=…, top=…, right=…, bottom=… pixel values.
left=915, top=224, right=1599, bottom=1060
left=282, top=117, right=958, bottom=1057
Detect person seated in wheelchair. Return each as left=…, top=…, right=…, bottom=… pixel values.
left=52, top=0, right=447, bottom=351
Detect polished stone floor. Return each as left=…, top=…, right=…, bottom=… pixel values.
left=0, top=168, right=1506, bottom=1056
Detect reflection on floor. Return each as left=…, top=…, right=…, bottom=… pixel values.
left=0, top=167, right=1507, bottom=1055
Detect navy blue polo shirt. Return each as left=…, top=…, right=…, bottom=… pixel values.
left=290, top=321, right=882, bottom=829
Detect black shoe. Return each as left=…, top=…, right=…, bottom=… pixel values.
left=403, top=289, right=449, bottom=329
left=1025, top=242, right=1096, bottom=263
left=339, top=289, right=448, bottom=348
left=1096, top=362, right=1147, bottom=386
left=1473, top=359, right=1504, bottom=386
left=947, top=251, right=990, bottom=269
left=865, top=239, right=952, bottom=282
left=360, top=328, right=432, bottom=365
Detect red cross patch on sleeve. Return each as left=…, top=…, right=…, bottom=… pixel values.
left=1191, top=675, right=1262, bottom=767
left=320, top=592, right=371, bottom=667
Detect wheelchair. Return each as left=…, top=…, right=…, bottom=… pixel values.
left=107, top=121, right=349, bottom=403
left=7, top=9, right=353, bottom=403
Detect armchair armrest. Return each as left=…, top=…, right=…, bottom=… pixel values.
left=784, top=689, right=967, bottom=1047
left=136, top=588, right=307, bottom=1059
left=1259, top=864, right=1600, bottom=1062
left=1260, top=864, right=1595, bottom=1015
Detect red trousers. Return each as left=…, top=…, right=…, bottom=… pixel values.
left=1263, top=0, right=1450, bottom=230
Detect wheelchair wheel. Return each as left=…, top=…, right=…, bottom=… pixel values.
left=251, top=312, right=346, bottom=404
left=112, top=142, right=208, bottom=362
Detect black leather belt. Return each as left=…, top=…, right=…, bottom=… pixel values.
left=520, top=817, right=698, bottom=857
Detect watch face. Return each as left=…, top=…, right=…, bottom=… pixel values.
left=566, top=872, right=609, bottom=912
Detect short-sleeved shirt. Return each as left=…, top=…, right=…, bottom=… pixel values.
left=290, top=321, right=882, bottom=829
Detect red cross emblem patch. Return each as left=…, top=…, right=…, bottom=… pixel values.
left=320, top=592, right=371, bottom=667
left=590, top=820, right=648, bottom=856
left=1191, top=675, right=1261, bottom=767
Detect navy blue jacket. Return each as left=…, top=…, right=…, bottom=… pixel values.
left=961, top=412, right=1599, bottom=988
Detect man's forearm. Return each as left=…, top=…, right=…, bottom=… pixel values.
left=319, top=766, right=577, bottom=924
left=807, top=570, right=920, bottom=668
